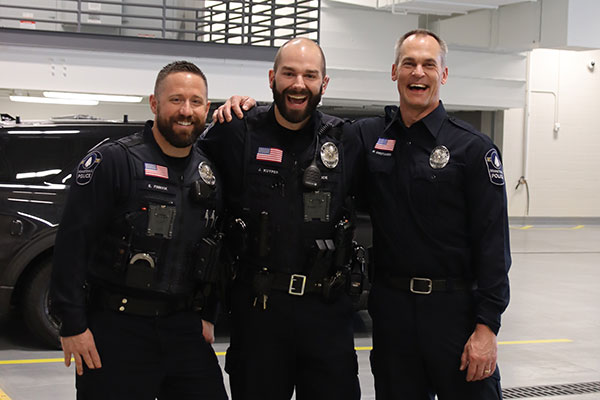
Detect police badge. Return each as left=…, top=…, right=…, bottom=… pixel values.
left=198, top=161, right=216, bottom=186
left=320, top=142, right=339, bottom=169
left=429, top=145, right=450, bottom=169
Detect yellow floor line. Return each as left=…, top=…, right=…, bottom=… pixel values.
left=498, top=339, right=573, bottom=345
left=353, top=339, right=573, bottom=351
left=0, top=388, right=11, bottom=400
left=0, top=358, right=66, bottom=365
left=510, top=225, right=585, bottom=231
left=0, top=339, right=573, bottom=365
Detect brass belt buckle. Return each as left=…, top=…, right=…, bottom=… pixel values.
left=410, top=277, right=433, bottom=294
left=289, top=274, right=307, bottom=296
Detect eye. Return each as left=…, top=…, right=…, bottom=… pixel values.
left=305, top=73, right=317, bottom=80
left=171, top=97, right=182, bottom=104
left=191, top=99, right=203, bottom=106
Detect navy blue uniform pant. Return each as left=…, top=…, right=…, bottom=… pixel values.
left=225, top=282, right=360, bottom=400
left=368, top=283, right=502, bottom=400
left=76, top=309, right=228, bottom=400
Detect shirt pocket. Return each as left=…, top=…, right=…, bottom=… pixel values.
left=366, top=153, right=395, bottom=174
left=246, top=162, right=285, bottom=201
left=411, top=166, right=460, bottom=216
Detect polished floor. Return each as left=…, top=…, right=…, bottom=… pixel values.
left=1, top=222, right=599, bottom=399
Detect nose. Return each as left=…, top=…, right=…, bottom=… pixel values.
left=412, top=64, right=425, bottom=77
left=179, top=100, right=193, bottom=116
left=291, top=74, right=306, bottom=89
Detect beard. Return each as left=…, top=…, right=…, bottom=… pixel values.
left=155, top=107, right=205, bottom=148
left=272, top=80, right=322, bottom=124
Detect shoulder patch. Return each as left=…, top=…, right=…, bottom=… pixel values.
left=485, top=148, right=504, bottom=186
left=76, top=151, right=103, bottom=186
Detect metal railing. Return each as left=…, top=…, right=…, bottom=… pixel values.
left=0, top=0, right=320, bottom=47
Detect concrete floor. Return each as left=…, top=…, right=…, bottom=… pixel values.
left=1, top=223, right=599, bottom=399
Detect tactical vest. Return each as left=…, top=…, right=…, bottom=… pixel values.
left=89, top=131, right=221, bottom=296
left=237, top=110, right=349, bottom=275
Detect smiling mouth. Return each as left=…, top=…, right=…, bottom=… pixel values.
left=287, top=94, right=308, bottom=105
left=408, top=84, right=428, bottom=91
left=176, top=121, right=193, bottom=126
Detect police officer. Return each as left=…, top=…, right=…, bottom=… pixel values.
left=51, top=61, right=228, bottom=400
left=200, top=38, right=362, bottom=400
left=354, top=29, right=511, bottom=399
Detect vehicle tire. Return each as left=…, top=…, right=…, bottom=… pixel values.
left=22, top=259, right=61, bottom=349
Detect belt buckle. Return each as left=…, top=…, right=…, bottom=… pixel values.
left=288, top=274, right=306, bottom=296
left=410, top=277, right=432, bottom=295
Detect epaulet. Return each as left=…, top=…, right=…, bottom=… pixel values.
left=316, top=112, right=344, bottom=140
left=245, top=105, right=270, bottom=126
left=320, top=113, right=344, bottom=127
left=116, top=131, right=144, bottom=148
left=448, top=116, right=479, bottom=135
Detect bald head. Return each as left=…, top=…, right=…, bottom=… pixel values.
left=273, top=38, right=326, bottom=76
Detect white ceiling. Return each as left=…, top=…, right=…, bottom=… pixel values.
left=330, top=0, right=537, bottom=16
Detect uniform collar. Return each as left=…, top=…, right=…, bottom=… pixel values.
left=267, top=103, right=320, bottom=134
left=384, top=101, right=447, bottom=140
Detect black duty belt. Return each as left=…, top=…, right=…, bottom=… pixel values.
left=93, top=289, right=192, bottom=317
left=383, top=276, right=472, bottom=295
left=271, top=272, right=325, bottom=296
left=246, top=270, right=330, bottom=296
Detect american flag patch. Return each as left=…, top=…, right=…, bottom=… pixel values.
left=144, top=163, right=169, bottom=179
left=374, top=138, right=396, bottom=152
left=256, top=147, right=283, bottom=163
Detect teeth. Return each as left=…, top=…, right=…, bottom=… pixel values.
left=288, top=95, right=306, bottom=100
left=177, top=121, right=192, bottom=126
left=409, top=84, right=427, bottom=89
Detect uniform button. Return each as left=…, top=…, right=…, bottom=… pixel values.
left=431, top=174, right=437, bottom=180
left=407, top=141, right=412, bottom=145
left=121, top=298, right=128, bottom=304
left=119, top=306, right=125, bottom=312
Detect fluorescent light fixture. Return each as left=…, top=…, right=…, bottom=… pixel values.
left=9, top=95, right=98, bottom=106
left=16, top=169, right=62, bottom=180
left=43, top=91, right=143, bottom=103
left=8, top=130, right=80, bottom=135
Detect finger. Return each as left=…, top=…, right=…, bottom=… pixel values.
left=81, top=350, right=97, bottom=371
left=233, top=105, right=244, bottom=119
left=224, top=106, right=232, bottom=122
left=211, top=109, right=218, bottom=123
left=90, top=346, right=102, bottom=369
left=459, top=349, right=468, bottom=371
left=217, top=108, right=225, bottom=124
left=203, top=332, right=215, bottom=344
left=241, top=96, right=250, bottom=110
left=74, top=354, right=84, bottom=376
left=466, top=362, right=479, bottom=382
left=63, top=350, right=71, bottom=367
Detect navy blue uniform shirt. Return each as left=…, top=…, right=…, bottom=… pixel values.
left=353, top=103, right=511, bottom=334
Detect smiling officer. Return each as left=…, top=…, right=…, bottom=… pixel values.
left=355, top=29, right=511, bottom=400
left=200, top=38, right=362, bottom=400
left=51, top=61, right=228, bottom=400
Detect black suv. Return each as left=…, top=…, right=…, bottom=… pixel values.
left=0, top=115, right=145, bottom=347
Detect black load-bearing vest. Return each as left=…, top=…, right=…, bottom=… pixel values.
left=237, top=109, right=349, bottom=275
left=90, top=131, right=221, bottom=296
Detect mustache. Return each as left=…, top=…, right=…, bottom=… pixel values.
left=283, top=88, right=311, bottom=97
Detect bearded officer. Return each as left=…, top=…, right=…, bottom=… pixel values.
left=200, top=38, right=362, bottom=400
left=51, top=61, right=228, bottom=400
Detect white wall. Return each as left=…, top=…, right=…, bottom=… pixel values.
left=504, top=48, right=600, bottom=217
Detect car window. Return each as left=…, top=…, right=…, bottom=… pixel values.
left=1, top=133, right=79, bottom=184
